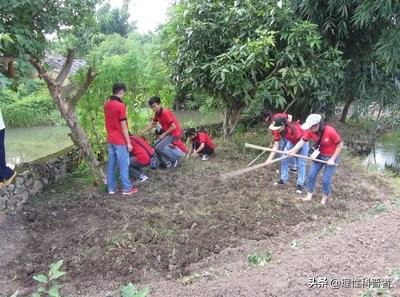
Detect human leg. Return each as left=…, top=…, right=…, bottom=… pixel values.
left=115, top=144, right=132, bottom=192
left=0, top=129, right=15, bottom=182
left=320, top=156, right=340, bottom=204
left=296, top=141, right=309, bottom=188
left=107, top=143, right=117, bottom=193
left=304, top=160, right=324, bottom=200
left=154, top=135, right=177, bottom=163
left=129, top=157, right=145, bottom=180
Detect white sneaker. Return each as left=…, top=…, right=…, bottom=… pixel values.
left=201, top=154, right=209, bottom=161
left=138, top=175, right=148, bottom=182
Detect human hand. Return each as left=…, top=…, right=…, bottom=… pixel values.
left=158, top=133, right=166, bottom=140
left=286, top=150, right=294, bottom=157
left=192, top=152, right=198, bottom=158
left=327, top=158, right=335, bottom=166
left=127, top=143, right=133, bottom=152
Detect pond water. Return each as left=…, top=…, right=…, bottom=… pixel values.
left=363, top=130, right=400, bottom=171
left=5, top=110, right=222, bottom=165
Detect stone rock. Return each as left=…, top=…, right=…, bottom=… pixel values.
left=30, top=180, right=44, bottom=195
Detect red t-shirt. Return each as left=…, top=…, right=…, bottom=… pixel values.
left=104, top=97, right=128, bottom=145
left=195, top=131, right=215, bottom=149
left=153, top=108, right=182, bottom=138
left=272, top=122, right=303, bottom=143
left=302, top=125, right=341, bottom=156
left=172, top=139, right=187, bottom=153
left=129, top=136, right=154, bottom=165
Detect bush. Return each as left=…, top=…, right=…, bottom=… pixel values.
left=1, top=87, right=63, bottom=127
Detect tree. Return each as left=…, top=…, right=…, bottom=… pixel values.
left=166, top=0, right=344, bottom=142
left=294, top=0, right=400, bottom=122
left=0, top=0, right=101, bottom=168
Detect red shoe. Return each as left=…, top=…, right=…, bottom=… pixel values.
left=122, top=187, right=139, bottom=195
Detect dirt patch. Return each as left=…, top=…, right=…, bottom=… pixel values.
left=1, top=143, right=399, bottom=296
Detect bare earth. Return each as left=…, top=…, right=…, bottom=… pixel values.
left=1, top=141, right=399, bottom=297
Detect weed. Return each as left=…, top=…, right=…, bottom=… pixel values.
left=247, top=251, right=273, bottom=266
left=320, top=225, right=341, bottom=237
left=119, top=282, right=149, bottom=297
left=181, top=273, right=201, bottom=285
left=290, top=239, right=299, bottom=249
left=368, top=203, right=389, bottom=217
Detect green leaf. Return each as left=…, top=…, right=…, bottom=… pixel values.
left=33, top=274, right=48, bottom=284
left=50, top=271, right=66, bottom=280
left=48, top=285, right=61, bottom=297
left=135, top=288, right=149, bottom=297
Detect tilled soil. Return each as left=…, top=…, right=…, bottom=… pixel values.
left=1, top=146, right=399, bottom=297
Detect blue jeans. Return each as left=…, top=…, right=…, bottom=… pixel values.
left=154, top=135, right=178, bottom=164
left=281, top=141, right=309, bottom=186
left=307, top=155, right=340, bottom=196
left=280, top=141, right=297, bottom=169
left=129, top=157, right=146, bottom=180
left=107, top=143, right=132, bottom=192
left=157, top=146, right=186, bottom=166
left=0, top=129, right=14, bottom=180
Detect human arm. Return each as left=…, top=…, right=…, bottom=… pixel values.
left=138, top=120, right=157, bottom=135
left=120, top=120, right=132, bottom=152
left=327, top=141, right=343, bottom=166
left=265, top=141, right=280, bottom=164
left=287, top=114, right=293, bottom=122
left=287, top=139, right=306, bottom=156
left=159, top=122, right=176, bottom=140
left=186, top=143, right=193, bottom=158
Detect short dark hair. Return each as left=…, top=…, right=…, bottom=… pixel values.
left=185, top=128, right=196, bottom=138
left=260, top=109, right=273, bottom=121
left=112, top=83, right=127, bottom=95
left=148, top=96, right=161, bottom=106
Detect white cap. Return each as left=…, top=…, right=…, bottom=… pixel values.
left=301, top=114, right=322, bottom=130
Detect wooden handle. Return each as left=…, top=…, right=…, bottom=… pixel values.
left=220, top=156, right=287, bottom=181
left=244, top=143, right=338, bottom=166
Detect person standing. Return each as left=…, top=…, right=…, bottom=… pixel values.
left=129, top=135, right=154, bottom=182
left=288, top=114, right=343, bottom=204
left=104, top=83, right=138, bottom=195
left=266, top=116, right=309, bottom=193
left=0, top=109, right=16, bottom=187
left=138, top=96, right=183, bottom=168
left=185, top=128, right=215, bottom=161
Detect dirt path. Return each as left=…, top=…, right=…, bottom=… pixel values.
left=1, top=148, right=399, bottom=297
left=148, top=207, right=400, bottom=297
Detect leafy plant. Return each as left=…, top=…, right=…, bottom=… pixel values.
left=368, top=204, right=389, bottom=217
left=247, top=251, right=273, bottom=266
left=119, top=283, right=149, bottom=297
left=10, top=260, right=66, bottom=297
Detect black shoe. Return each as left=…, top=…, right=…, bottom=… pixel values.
left=274, top=179, right=285, bottom=186
left=296, top=184, right=303, bottom=194
left=167, top=159, right=179, bottom=169
left=290, top=167, right=298, bottom=173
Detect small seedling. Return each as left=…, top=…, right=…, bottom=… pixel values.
left=119, top=282, right=149, bottom=297
left=10, top=259, right=66, bottom=297
left=247, top=251, right=273, bottom=266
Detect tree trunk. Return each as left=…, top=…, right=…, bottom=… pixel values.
left=29, top=51, right=99, bottom=170
left=222, top=102, right=244, bottom=144
left=7, top=61, right=14, bottom=78
left=340, top=97, right=355, bottom=123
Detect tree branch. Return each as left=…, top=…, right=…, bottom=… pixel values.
left=69, top=67, right=97, bottom=108
left=29, top=56, right=56, bottom=89
left=56, top=48, right=75, bottom=85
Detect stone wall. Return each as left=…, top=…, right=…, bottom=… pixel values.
left=0, top=146, right=79, bottom=213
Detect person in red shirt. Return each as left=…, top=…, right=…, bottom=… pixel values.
left=265, top=117, right=309, bottom=193
left=129, top=135, right=154, bottom=182
left=138, top=97, right=182, bottom=169
left=185, top=128, right=215, bottom=161
left=104, top=83, right=138, bottom=195
left=260, top=109, right=297, bottom=171
left=288, top=114, right=343, bottom=205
